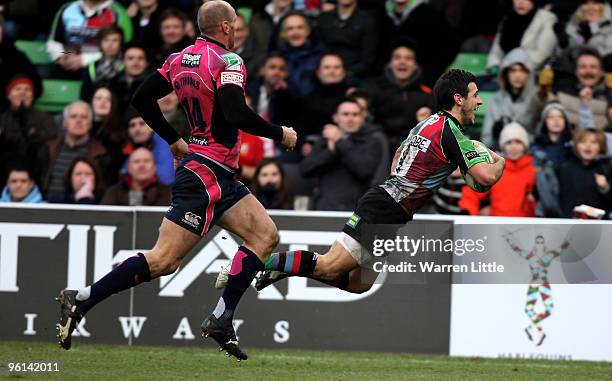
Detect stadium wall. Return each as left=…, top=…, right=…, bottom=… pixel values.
left=1, top=205, right=610, bottom=361
left=0, top=204, right=451, bottom=354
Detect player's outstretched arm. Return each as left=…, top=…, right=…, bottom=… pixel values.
left=217, top=85, right=297, bottom=149
left=132, top=71, right=182, bottom=146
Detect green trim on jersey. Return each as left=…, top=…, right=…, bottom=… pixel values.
left=447, top=117, right=487, bottom=171
left=112, top=2, right=133, bottom=42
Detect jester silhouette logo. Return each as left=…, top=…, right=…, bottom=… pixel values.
left=503, top=225, right=601, bottom=346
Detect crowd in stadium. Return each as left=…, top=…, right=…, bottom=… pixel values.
left=1, top=0, right=612, bottom=219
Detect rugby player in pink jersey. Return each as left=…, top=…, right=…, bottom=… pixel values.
left=55, top=1, right=297, bottom=361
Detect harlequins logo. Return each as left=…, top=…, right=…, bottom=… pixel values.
left=183, top=212, right=202, bottom=228
left=346, top=214, right=361, bottom=229
left=465, top=151, right=479, bottom=160
left=181, top=53, right=201, bottom=68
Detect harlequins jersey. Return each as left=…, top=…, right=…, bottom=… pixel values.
left=381, top=111, right=487, bottom=215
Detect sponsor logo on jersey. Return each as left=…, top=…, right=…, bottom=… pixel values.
left=220, top=72, right=244, bottom=86
left=221, top=53, right=242, bottom=71
left=182, top=212, right=202, bottom=228
left=409, top=135, right=431, bottom=153
left=181, top=53, right=202, bottom=68
left=346, top=214, right=361, bottom=229
left=189, top=136, right=209, bottom=146
left=465, top=150, right=479, bottom=160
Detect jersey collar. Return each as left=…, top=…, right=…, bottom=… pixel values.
left=438, top=110, right=464, bottom=133
left=197, top=35, right=228, bottom=50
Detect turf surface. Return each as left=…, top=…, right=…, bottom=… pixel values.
left=1, top=341, right=610, bottom=380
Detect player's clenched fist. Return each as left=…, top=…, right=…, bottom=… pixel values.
left=281, top=126, right=298, bottom=150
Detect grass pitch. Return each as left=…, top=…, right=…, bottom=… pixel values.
left=1, top=341, right=610, bottom=380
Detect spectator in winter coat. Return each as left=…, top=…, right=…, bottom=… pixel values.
left=481, top=48, right=538, bottom=149
left=460, top=122, right=537, bottom=217
left=361, top=42, right=434, bottom=151
left=299, top=52, right=350, bottom=137
left=0, top=165, right=43, bottom=203
left=487, top=0, right=557, bottom=71
left=316, top=0, right=378, bottom=79
left=557, top=127, right=612, bottom=217
left=531, top=102, right=573, bottom=168
left=81, top=25, right=125, bottom=101
left=101, top=147, right=171, bottom=206
left=300, top=99, right=383, bottom=210
left=0, top=75, right=56, bottom=188
left=278, top=12, right=325, bottom=97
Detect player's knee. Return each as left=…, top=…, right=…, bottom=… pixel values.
left=145, top=251, right=181, bottom=277
left=261, top=225, right=279, bottom=252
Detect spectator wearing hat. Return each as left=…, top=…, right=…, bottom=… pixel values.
left=0, top=75, right=56, bottom=188
left=316, top=0, right=378, bottom=79
left=481, top=48, right=538, bottom=149
left=360, top=42, right=434, bottom=151
left=0, top=165, right=43, bottom=203
left=122, top=109, right=174, bottom=185
left=531, top=102, right=573, bottom=168
left=460, top=122, right=537, bottom=217
left=101, top=147, right=171, bottom=206
left=0, top=15, right=42, bottom=112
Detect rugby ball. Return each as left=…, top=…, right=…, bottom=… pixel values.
left=463, top=140, right=494, bottom=193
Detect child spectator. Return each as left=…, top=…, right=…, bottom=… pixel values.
left=81, top=25, right=125, bottom=101
left=0, top=165, right=43, bottom=203
left=531, top=103, right=573, bottom=168
left=460, top=122, right=537, bottom=217
left=557, top=128, right=612, bottom=217
left=251, top=158, right=294, bottom=209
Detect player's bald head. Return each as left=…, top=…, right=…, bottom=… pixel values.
left=197, top=0, right=236, bottom=35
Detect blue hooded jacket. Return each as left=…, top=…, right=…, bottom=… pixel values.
left=0, top=184, right=43, bottom=203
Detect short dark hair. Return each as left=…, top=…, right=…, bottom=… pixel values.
left=159, top=8, right=187, bottom=25
left=122, top=42, right=147, bottom=56
left=433, top=69, right=477, bottom=111
left=336, top=97, right=363, bottom=113
left=96, top=24, right=124, bottom=44
left=264, top=51, right=286, bottom=64
left=7, top=163, right=33, bottom=180
left=317, top=51, right=344, bottom=70
left=576, top=46, right=602, bottom=65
